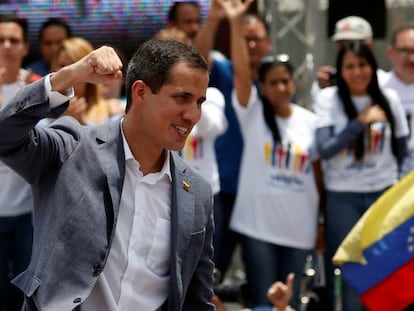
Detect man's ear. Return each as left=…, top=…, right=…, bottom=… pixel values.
left=131, top=80, right=147, bottom=103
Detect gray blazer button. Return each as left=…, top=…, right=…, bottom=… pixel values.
left=73, top=297, right=82, bottom=303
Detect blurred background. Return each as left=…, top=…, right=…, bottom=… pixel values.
left=2, top=0, right=414, bottom=107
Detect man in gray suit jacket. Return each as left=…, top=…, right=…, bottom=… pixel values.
left=0, top=38, right=215, bottom=310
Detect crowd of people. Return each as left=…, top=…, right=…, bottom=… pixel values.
left=1, top=0, right=414, bottom=310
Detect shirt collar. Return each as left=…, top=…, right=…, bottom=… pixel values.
left=120, top=120, right=172, bottom=181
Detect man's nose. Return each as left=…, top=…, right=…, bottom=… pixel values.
left=1, top=39, right=12, bottom=48
left=408, top=52, right=414, bottom=62
left=182, top=104, right=201, bottom=123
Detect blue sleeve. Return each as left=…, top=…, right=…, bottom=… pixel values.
left=252, top=307, right=273, bottom=311
left=316, top=119, right=365, bottom=160
left=209, top=59, right=233, bottom=89
left=396, top=136, right=409, bottom=178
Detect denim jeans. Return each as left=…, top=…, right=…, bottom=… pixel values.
left=0, top=213, right=33, bottom=311
left=240, top=234, right=310, bottom=310
left=324, top=189, right=387, bottom=311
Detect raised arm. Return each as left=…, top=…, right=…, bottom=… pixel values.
left=0, top=46, right=123, bottom=184
left=219, top=0, right=254, bottom=107
left=193, top=0, right=225, bottom=68
left=50, top=46, right=123, bottom=93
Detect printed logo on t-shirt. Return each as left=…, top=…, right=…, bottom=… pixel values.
left=340, top=122, right=387, bottom=169
left=183, top=134, right=204, bottom=160
left=264, top=140, right=312, bottom=191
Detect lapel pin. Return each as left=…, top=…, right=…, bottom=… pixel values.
left=182, top=181, right=190, bottom=192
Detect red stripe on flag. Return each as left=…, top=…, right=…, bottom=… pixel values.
left=361, top=257, right=414, bottom=311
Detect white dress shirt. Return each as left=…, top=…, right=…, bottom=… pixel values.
left=82, top=124, right=172, bottom=310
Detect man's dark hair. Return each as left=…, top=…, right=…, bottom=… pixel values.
left=0, top=13, right=29, bottom=42
left=167, top=1, right=200, bottom=23
left=125, top=38, right=208, bottom=112
left=39, top=17, right=72, bottom=41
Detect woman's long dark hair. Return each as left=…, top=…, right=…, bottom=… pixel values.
left=258, top=55, right=294, bottom=144
left=336, top=41, right=397, bottom=160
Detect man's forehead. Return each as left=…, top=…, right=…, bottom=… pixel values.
left=0, top=22, right=24, bottom=36
left=396, top=29, right=414, bottom=42
left=167, top=64, right=208, bottom=88
left=175, top=3, right=200, bottom=17
left=0, top=22, right=22, bottom=30
left=243, top=20, right=267, bottom=34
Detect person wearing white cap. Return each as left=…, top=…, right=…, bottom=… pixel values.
left=331, top=15, right=373, bottom=42
left=311, top=15, right=387, bottom=107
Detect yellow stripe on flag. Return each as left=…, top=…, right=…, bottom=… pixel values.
left=333, top=170, right=414, bottom=265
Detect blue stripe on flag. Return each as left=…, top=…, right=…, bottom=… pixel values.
left=340, top=216, right=414, bottom=294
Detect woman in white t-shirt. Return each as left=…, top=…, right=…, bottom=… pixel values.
left=225, top=3, right=323, bottom=309
left=314, top=41, right=409, bottom=311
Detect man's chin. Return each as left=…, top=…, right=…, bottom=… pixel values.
left=169, top=142, right=186, bottom=152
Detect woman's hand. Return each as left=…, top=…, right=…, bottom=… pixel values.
left=358, top=104, right=387, bottom=125
left=217, top=0, right=254, bottom=20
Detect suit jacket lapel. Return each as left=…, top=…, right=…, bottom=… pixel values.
left=95, top=120, right=125, bottom=244
left=168, top=152, right=195, bottom=310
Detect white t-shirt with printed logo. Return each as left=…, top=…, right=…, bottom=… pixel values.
left=315, top=86, right=408, bottom=192
left=382, top=71, right=414, bottom=150
left=230, top=87, right=319, bottom=249
left=180, top=87, right=227, bottom=195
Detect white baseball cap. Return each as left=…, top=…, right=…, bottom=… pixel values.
left=332, top=16, right=373, bottom=42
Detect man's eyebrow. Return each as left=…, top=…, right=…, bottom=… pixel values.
left=172, top=90, right=192, bottom=97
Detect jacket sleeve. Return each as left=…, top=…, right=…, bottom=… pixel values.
left=182, top=189, right=216, bottom=310
left=0, top=78, right=75, bottom=185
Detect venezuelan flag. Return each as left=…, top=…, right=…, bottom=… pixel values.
left=333, top=170, right=414, bottom=311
